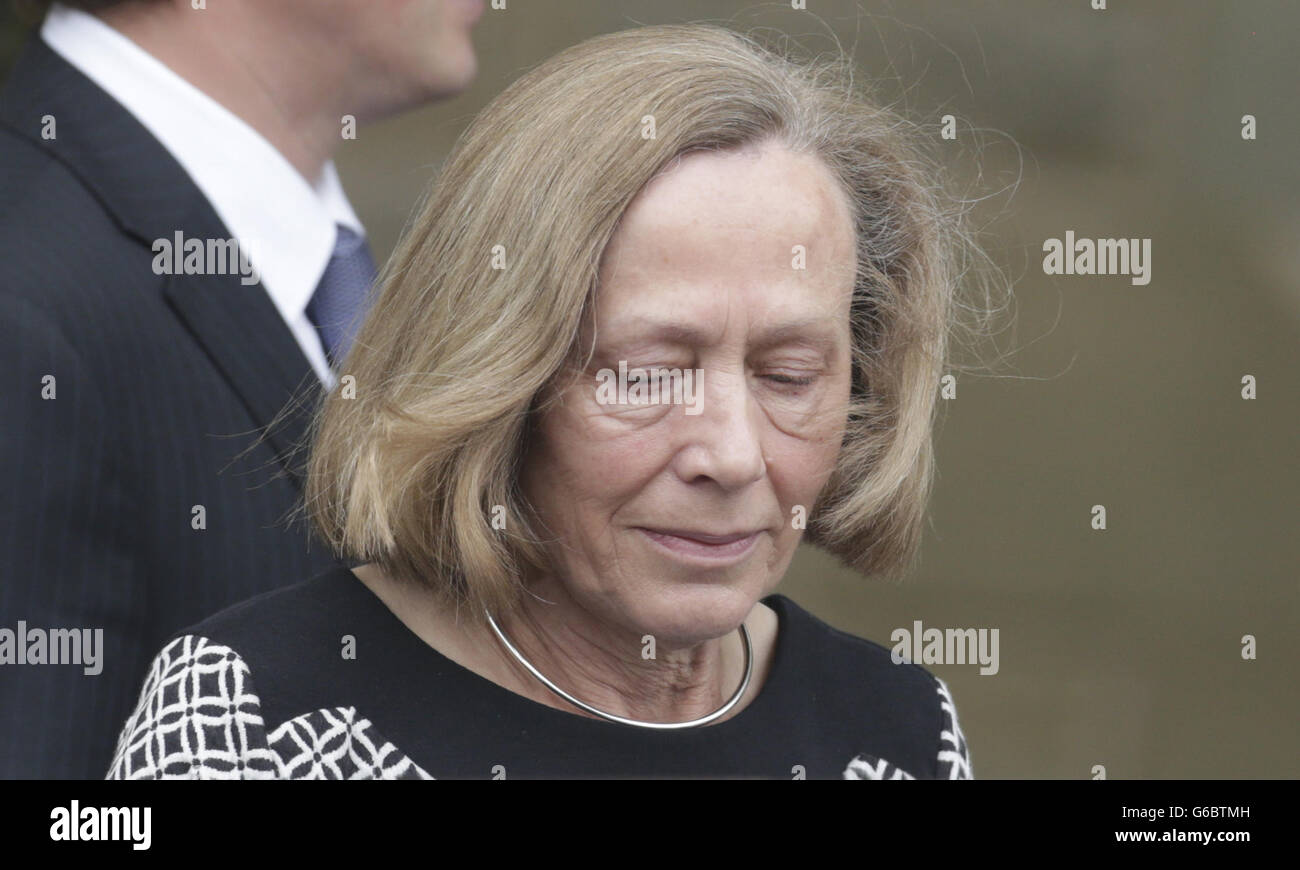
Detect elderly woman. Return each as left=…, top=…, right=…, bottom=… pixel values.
left=108, top=24, right=974, bottom=780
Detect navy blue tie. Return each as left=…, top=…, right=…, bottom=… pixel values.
left=306, top=225, right=377, bottom=367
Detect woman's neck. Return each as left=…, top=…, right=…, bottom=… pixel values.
left=352, top=564, right=778, bottom=726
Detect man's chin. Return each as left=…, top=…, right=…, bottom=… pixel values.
left=422, top=49, right=478, bottom=99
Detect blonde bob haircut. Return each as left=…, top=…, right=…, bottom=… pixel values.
left=305, top=24, right=978, bottom=621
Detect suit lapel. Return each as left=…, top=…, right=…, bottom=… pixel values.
left=0, top=35, right=325, bottom=489
left=160, top=269, right=325, bottom=488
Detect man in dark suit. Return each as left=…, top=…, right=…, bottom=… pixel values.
left=0, top=0, right=484, bottom=778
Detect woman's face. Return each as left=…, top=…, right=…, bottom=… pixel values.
left=520, top=140, right=858, bottom=650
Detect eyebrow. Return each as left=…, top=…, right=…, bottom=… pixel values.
left=601, top=318, right=844, bottom=354
left=748, top=320, right=845, bottom=354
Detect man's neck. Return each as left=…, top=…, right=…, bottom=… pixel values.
left=95, top=3, right=342, bottom=183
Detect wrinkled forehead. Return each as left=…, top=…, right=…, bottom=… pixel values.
left=589, top=142, right=858, bottom=345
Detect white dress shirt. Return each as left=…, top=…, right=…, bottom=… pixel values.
left=41, top=2, right=364, bottom=388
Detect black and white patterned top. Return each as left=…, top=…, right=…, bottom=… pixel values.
left=108, top=566, right=973, bottom=780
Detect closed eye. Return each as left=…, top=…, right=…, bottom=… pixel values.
left=762, top=373, right=818, bottom=389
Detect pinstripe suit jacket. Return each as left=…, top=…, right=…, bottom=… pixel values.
left=0, top=35, right=342, bottom=778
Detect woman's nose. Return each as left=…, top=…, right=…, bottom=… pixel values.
left=671, top=366, right=766, bottom=489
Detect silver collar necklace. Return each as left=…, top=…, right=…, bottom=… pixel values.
left=484, top=611, right=753, bottom=730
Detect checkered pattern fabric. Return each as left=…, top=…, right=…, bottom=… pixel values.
left=107, top=636, right=431, bottom=779
left=935, top=677, right=974, bottom=779
left=843, top=754, right=918, bottom=779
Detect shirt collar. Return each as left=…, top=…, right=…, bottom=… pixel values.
left=40, top=2, right=365, bottom=327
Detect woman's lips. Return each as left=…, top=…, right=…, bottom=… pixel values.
left=636, top=527, right=762, bottom=563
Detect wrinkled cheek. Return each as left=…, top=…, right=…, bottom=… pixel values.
left=765, top=537, right=786, bottom=575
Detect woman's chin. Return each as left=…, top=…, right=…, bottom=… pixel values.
left=610, top=584, right=766, bottom=651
